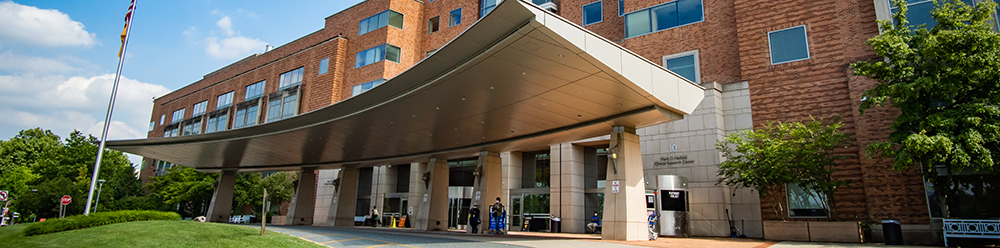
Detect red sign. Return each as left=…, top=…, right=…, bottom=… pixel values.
left=60, top=195, right=71, bottom=205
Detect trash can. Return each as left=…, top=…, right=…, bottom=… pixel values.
left=550, top=217, right=561, bottom=233
left=881, top=219, right=902, bottom=245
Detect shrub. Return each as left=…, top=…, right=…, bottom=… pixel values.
left=23, top=210, right=180, bottom=236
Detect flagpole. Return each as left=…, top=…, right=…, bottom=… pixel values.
left=85, top=0, right=136, bottom=216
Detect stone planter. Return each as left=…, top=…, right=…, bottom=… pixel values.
left=763, top=221, right=861, bottom=243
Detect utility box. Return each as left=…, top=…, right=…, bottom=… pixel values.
left=657, top=175, right=689, bottom=237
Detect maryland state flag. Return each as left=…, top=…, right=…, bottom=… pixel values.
left=119, top=0, right=136, bottom=57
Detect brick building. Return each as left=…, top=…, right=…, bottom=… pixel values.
left=125, top=0, right=1000, bottom=244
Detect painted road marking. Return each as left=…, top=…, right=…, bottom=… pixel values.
left=321, top=237, right=364, bottom=244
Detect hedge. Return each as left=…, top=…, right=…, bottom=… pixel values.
left=23, top=210, right=181, bottom=236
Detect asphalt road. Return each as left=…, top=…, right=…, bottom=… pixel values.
left=267, top=225, right=529, bottom=248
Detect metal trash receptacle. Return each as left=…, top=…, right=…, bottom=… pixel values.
left=882, top=219, right=902, bottom=245
left=550, top=217, right=561, bottom=233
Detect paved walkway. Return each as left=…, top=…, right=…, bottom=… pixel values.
left=262, top=225, right=932, bottom=248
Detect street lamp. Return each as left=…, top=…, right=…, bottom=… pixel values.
left=93, top=179, right=106, bottom=214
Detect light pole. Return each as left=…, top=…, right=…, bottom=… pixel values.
left=93, top=179, right=106, bottom=214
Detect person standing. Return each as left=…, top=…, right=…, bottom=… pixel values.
left=469, top=204, right=481, bottom=234
left=587, top=211, right=601, bottom=234
left=490, top=197, right=506, bottom=235
left=371, top=207, right=380, bottom=228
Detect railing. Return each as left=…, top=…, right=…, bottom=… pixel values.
left=943, top=219, right=1000, bottom=247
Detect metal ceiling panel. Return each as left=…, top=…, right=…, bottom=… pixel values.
left=107, top=0, right=703, bottom=172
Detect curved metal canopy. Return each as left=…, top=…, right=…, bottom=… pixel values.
left=107, top=0, right=704, bottom=172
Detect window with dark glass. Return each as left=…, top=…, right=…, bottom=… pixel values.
left=359, top=10, right=404, bottom=35
left=481, top=0, right=502, bottom=17
left=205, top=108, right=229, bottom=133
left=624, top=0, right=704, bottom=38
left=889, top=0, right=974, bottom=29
left=351, top=79, right=386, bottom=97
left=266, top=86, right=300, bottom=122
left=232, top=98, right=261, bottom=129
left=428, top=16, right=440, bottom=33
left=786, top=183, right=828, bottom=218
left=355, top=44, right=401, bottom=68
left=768, top=25, right=810, bottom=64
left=583, top=1, right=603, bottom=25
left=663, top=50, right=699, bottom=83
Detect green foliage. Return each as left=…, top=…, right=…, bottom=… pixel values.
left=22, top=210, right=180, bottom=236
left=260, top=172, right=296, bottom=204
left=715, top=117, right=854, bottom=220
left=852, top=0, right=1000, bottom=174
left=851, top=0, right=1000, bottom=217
left=0, top=128, right=146, bottom=219
left=147, top=166, right=216, bottom=216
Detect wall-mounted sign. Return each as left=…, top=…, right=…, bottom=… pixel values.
left=611, top=180, right=620, bottom=193
left=653, top=155, right=695, bottom=166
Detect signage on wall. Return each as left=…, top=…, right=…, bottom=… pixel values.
left=611, top=180, right=620, bottom=193
left=653, top=155, right=695, bottom=166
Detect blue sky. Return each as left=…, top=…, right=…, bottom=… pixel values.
left=0, top=0, right=364, bottom=164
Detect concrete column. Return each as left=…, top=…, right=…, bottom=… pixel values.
left=501, top=152, right=523, bottom=211
left=415, top=158, right=449, bottom=231
left=312, top=169, right=339, bottom=225
left=470, top=151, right=502, bottom=233
left=206, top=170, right=237, bottom=223
left=286, top=168, right=316, bottom=225
left=327, top=166, right=359, bottom=227
left=407, top=162, right=428, bottom=227
left=551, top=143, right=587, bottom=233
left=371, top=165, right=389, bottom=216
left=603, top=126, right=648, bottom=241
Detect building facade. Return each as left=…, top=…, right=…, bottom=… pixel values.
left=138, top=0, right=999, bottom=243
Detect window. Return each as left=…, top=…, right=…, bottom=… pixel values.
left=159, top=115, right=165, bottom=125
left=786, top=183, right=828, bottom=218
left=355, top=44, right=401, bottom=68
left=359, top=10, right=404, bottom=35
left=267, top=87, right=300, bottom=122
left=232, top=104, right=260, bottom=129
left=351, top=79, right=386, bottom=97
left=148, top=121, right=155, bottom=131
left=663, top=50, right=699, bottom=83
left=245, top=81, right=265, bottom=100
left=216, top=91, right=234, bottom=109
left=279, top=67, right=303, bottom=89
left=768, top=25, right=810, bottom=64
left=889, top=0, right=974, bottom=29
left=619, top=0, right=624, bottom=16
left=583, top=1, right=603, bottom=25
left=155, top=161, right=174, bottom=176
left=171, top=109, right=185, bottom=124
left=624, top=0, right=704, bottom=38
left=319, top=58, right=329, bottom=75
left=182, top=119, right=201, bottom=135
left=450, top=8, right=462, bottom=27
left=192, top=101, right=208, bottom=117
left=428, top=16, right=440, bottom=33
left=205, top=111, right=229, bottom=133
left=164, top=126, right=179, bottom=137
left=481, top=0, right=503, bottom=17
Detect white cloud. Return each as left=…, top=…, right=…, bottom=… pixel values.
left=0, top=73, right=169, bottom=141
left=0, top=51, right=77, bottom=73
left=216, top=16, right=234, bottom=36
left=205, top=36, right=267, bottom=60
left=0, top=1, right=96, bottom=47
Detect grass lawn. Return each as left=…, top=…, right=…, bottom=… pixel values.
left=0, top=220, right=326, bottom=248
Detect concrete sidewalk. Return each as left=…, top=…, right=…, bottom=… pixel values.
left=264, top=225, right=932, bottom=248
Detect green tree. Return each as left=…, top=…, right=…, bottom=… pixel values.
left=260, top=172, right=296, bottom=205
left=147, top=166, right=216, bottom=217
left=715, top=117, right=853, bottom=220
left=851, top=0, right=1000, bottom=218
